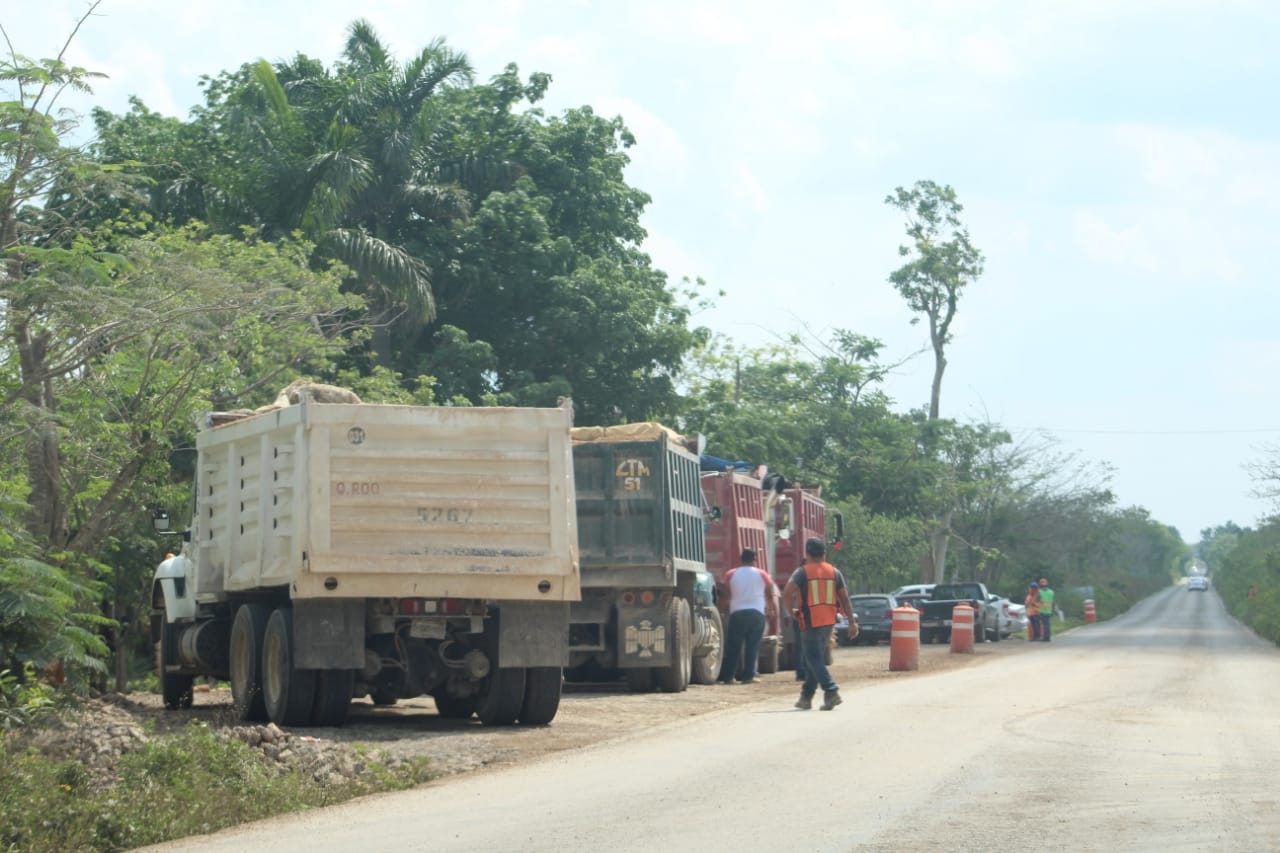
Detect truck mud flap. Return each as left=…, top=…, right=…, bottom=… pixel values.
left=614, top=603, right=671, bottom=668
left=293, top=600, right=365, bottom=670
left=498, top=602, right=570, bottom=668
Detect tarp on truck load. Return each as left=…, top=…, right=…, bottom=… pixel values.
left=571, top=423, right=698, bottom=453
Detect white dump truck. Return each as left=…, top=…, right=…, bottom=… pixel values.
left=150, top=392, right=579, bottom=727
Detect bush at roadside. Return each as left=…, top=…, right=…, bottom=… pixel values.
left=0, top=718, right=431, bottom=852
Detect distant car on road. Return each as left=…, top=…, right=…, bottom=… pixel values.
left=1188, top=575, right=1209, bottom=592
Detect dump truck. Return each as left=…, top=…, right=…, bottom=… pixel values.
left=567, top=424, right=723, bottom=692
left=150, top=391, right=579, bottom=728
left=771, top=483, right=842, bottom=670
left=702, top=468, right=843, bottom=674
left=701, top=467, right=786, bottom=673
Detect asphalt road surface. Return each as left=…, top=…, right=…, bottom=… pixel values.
left=145, top=583, right=1280, bottom=853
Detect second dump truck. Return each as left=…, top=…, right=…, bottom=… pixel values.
left=567, top=423, right=724, bottom=691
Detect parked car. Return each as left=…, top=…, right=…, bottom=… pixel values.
left=844, top=594, right=899, bottom=646
left=1005, top=601, right=1029, bottom=636
left=1188, top=575, right=1209, bottom=591
left=984, top=594, right=1023, bottom=639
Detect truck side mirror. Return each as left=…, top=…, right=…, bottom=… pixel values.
left=707, top=506, right=722, bottom=522
left=778, top=528, right=791, bottom=541
left=152, top=508, right=171, bottom=532
left=830, top=509, right=844, bottom=550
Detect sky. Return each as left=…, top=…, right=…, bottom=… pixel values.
left=8, top=0, right=1280, bottom=543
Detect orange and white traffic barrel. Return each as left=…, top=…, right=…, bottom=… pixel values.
left=1084, top=599, right=1096, bottom=623
left=888, top=606, right=920, bottom=671
left=950, top=603, right=975, bottom=654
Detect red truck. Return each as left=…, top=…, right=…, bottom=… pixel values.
left=700, top=469, right=842, bottom=674
left=772, top=483, right=842, bottom=670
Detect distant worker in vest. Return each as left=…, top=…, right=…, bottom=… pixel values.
left=1037, top=578, right=1056, bottom=642
left=717, top=548, right=777, bottom=684
left=782, top=538, right=856, bottom=710
left=1024, top=582, right=1042, bottom=641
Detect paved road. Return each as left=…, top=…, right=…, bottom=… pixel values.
left=146, top=583, right=1280, bottom=852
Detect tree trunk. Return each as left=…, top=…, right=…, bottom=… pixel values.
left=929, top=341, right=947, bottom=421
left=925, top=510, right=953, bottom=583
left=16, top=316, right=67, bottom=547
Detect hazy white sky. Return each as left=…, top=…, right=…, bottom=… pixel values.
left=9, top=0, right=1280, bottom=542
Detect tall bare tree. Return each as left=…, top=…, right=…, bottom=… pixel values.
left=885, top=181, right=984, bottom=581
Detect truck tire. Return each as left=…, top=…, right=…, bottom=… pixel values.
left=154, top=601, right=193, bottom=710
left=757, top=636, right=780, bottom=674
left=517, top=667, right=563, bottom=725
left=262, top=607, right=317, bottom=727
left=624, top=668, right=656, bottom=693
left=657, top=596, right=691, bottom=693
left=370, top=688, right=399, bottom=706
left=311, top=669, right=354, bottom=727
left=778, top=637, right=794, bottom=671
left=690, top=608, right=724, bottom=685
left=476, top=667, right=526, bottom=726
left=991, top=617, right=1002, bottom=642
left=433, top=694, right=478, bottom=719
left=230, top=603, right=270, bottom=721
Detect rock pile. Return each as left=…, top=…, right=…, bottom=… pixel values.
left=8, top=696, right=399, bottom=791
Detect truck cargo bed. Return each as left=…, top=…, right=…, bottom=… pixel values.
left=193, top=398, right=579, bottom=601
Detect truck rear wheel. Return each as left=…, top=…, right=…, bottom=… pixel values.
left=434, top=694, right=478, bottom=719
left=230, top=603, right=270, bottom=721
left=154, top=600, right=193, bottom=710
left=757, top=636, right=780, bottom=674
left=690, top=607, right=723, bottom=686
left=518, top=667, right=563, bottom=725
left=624, top=668, right=655, bottom=693
left=477, top=667, right=525, bottom=726
left=311, top=669, right=354, bottom=727
left=657, top=597, right=691, bottom=693
left=262, top=607, right=317, bottom=727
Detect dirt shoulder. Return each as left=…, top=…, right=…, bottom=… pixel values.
left=24, top=638, right=1037, bottom=786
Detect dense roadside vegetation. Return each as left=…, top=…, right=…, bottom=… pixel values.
left=1200, top=522, right=1280, bottom=644
left=0, top=9, right=1238, bottom=849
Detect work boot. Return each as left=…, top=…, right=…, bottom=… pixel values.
left=794, top=694, right=813, bottom=710
left=820, top=689, right=843, bottom=711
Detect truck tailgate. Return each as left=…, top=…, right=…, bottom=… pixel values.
left=197, top=399, right=579, bottom=601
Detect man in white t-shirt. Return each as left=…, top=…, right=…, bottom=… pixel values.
left=716, top=548, right=777, bottom=684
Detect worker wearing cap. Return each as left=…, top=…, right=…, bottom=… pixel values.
left=782, top=537, right=855, bottom=710
left=1037, top=578, right=1055, bottom=642
left=1024, top=582, right=1042, bottom=641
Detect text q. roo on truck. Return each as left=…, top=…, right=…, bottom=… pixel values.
left=150, top=388, right=580, bottom=728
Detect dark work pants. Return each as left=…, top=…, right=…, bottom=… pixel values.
left=719, top=609, right=766, bottom=682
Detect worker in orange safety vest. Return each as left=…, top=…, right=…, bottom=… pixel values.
left=782, top=538, right=855, bottom=711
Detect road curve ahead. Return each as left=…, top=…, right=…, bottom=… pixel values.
left=144, top=585, right=1280, bottom=853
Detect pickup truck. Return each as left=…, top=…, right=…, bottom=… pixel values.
left=919, top=582, right=995, bottom=644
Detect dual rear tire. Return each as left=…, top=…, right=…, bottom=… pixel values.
left=230, top=603, right=353, bottom=727
left=460, top=666, right=563, bottom=726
